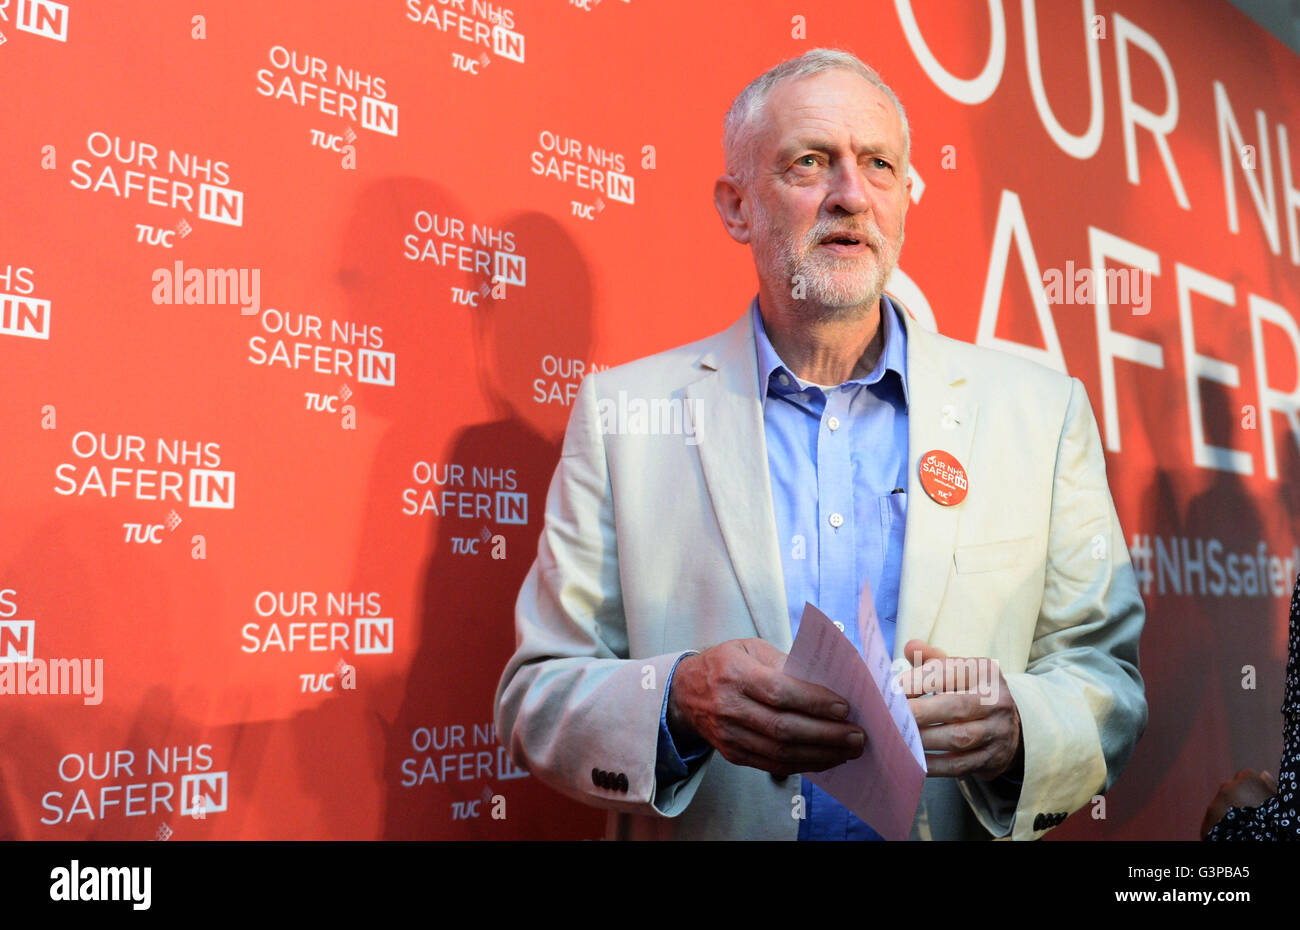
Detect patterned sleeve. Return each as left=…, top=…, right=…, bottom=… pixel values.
left=1206, top=572, right=1300, bottom=841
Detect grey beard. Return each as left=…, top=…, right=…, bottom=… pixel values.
left=783, top=235, right=901, bottom=322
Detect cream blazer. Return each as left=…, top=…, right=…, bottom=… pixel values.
left=495, top=295, right=1147, bottom=840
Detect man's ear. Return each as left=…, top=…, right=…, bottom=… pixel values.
left=713, top=173, right=751, bottom=245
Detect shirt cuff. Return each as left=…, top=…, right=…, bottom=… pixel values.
left=655, top=652, right=710, bottom=784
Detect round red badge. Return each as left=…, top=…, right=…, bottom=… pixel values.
left=918, top=450, right=969, bottom=506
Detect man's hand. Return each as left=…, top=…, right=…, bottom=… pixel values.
left=667, top=638, right=866, bottom=777
left=1200, top=769, right=1277, bottom=838
left=898, top=639, right=1021, bottom=780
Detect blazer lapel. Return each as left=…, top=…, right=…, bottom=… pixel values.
left=686, top=310, right=793, bottom=651
left=891, top=298, right=979, bottom=657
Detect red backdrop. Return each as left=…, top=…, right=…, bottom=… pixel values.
left=2, top=0, right=1298, bottom=840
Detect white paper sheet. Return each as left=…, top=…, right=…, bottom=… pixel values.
left=782, top=580, right=926, bottom=840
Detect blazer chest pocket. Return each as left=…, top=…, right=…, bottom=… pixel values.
left=953, top=536, right=1035, bottom=574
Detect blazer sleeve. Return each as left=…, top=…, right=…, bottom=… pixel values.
left=493, top=372, right=712, bottom=818
left=960, top=375, right=1149, bottom=840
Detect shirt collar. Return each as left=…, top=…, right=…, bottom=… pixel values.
left=751, top=294, right=910, bottom=407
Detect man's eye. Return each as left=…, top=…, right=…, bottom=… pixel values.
left=871, top=157, right=892, bottom=171
left=796, top=155, right=819, bottom=167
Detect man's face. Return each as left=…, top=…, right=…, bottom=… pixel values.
left=744, top=70, right=911, bottom=316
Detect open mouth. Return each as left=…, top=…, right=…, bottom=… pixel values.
left=819, top=233, right=870, bottom=255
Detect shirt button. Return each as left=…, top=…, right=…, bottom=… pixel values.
left=827, top=416, right=841, bottom=431
left=778, top=374, right=790, bottom=386
left=829, top=513, right=843, bottom=528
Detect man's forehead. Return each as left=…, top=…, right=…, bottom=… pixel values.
left=759, top=73, right=903, bottom=151
left=743, top=72, right=904, bottom=163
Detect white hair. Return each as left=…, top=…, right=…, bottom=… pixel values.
left=722, top=48, right=911, bottom=186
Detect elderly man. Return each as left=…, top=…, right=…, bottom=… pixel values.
left=495, top=48, right=1147, bottom=840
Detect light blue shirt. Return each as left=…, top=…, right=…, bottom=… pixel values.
left=656, top=294, right=910, bottom=841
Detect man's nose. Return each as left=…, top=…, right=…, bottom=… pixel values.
left=824, top=161, right=872, bottom=216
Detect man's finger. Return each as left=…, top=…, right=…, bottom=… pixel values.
left=712, top=676, right=865, bottom=747
left=742, top=702, right=865, bottom=749
left=915, top=718, right=999, bottom=755
left=742, top=658, right=852, bottom=720
left=927, top=657, right=998, bottom=695
left=922, top=744, right=1002, bottom=778
left=907, top=691, right=991, bottom=726
left=897, top=658, right=946, bottom=697
left=897, top=656, right=1002, bottom=698
left=715, top=720, right=864, bottom=774
left=903, top=639, right=948, bottom=667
